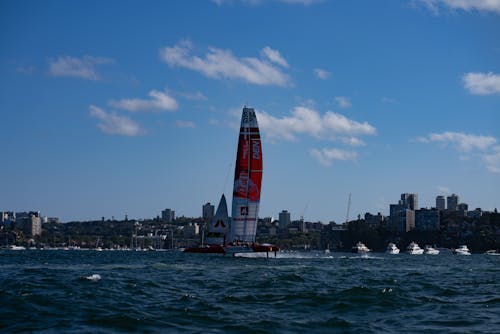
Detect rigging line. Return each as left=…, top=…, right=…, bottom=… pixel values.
left=222, top=163, right=232, bottom=196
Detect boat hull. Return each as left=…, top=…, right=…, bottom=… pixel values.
left=183, top=243, right=279, bottom=255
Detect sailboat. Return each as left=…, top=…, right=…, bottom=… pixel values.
left=185, top=106, right=279, bottom=256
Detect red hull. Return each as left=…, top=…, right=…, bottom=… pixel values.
left=183, top=245, right=225, bottom=254
left=183, top=243, right=279, bottom=254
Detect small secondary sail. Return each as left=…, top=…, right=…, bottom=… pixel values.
left=206, top=194, right=229, bottom=245
left=229, top=107, right=262, bottom=242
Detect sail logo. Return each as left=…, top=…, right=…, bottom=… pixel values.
left=240, top=206, right=248, bottom=215
left=214, top=219, right=226, bottom=228
left=252, top=140, right=261, bottom=160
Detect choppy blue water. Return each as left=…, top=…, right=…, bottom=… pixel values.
left=0, top=250, right=499, bottom=333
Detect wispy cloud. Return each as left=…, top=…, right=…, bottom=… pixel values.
left=381, top=97, right=397, bottom=104
left=416, top=131, right=497, bottom=152
left=463, top=72, right=500, bottom=95
left=416, top=0, right=500, bottom=14
left=483, top=146, right=500, bottom=173
left=178, top=91, right=207, bottom=101
left=159, top=40, right=291, bottom=86
left=310, top=147, right=358, bottom=166
left=416, top=131, right=500, bottom=173
left=109, top=90, right=178, bottom=112
left=436, top=185, right=450, bottom=194
left=314, top=68, right=330, bottom=80
left=261, top=46, right=289, bottom=68
left=335, top=96, right=352, bottom=108
left=176, top=120, right=196, bottom=128
left=257, top=106, right=376, bottom=143
left=89, top=105, right=145, bottom=136
left=49, top=55, right=113, bottom=80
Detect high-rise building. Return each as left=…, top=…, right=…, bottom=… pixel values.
left=278, top=210, right=291, bottom=230
left=447, top=194, right=459, bottom=211
left=415, top=208, right=440, bottom=231
left=436, top=196, right=445, bottom=211
left=161, top=208, right=175, bottom=223
left=400, top=193, right=418, bottom=210
left=202, top=202, right=214, bottom=221
left=389, top=204, right=415, bottom=232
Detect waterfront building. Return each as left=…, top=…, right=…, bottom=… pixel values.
left=389, top=205, right=415, bottom=233
left=468, top=208, right=482, bottom=219
left=447, top=194, right=459, bottom=211
left=183, top=223, right=199, bottom=238
left=389, top=193, right=417, bottom=233
left=161, top=209, right=175, bottom=223
left=23, top=214, right=42, bottom=236
left=279, top=210, right=291, bottom=230
left=202, top=202, right=214, bottom=221
left=415, top=208, right=440, bottom=231
left=364, top=212, right=385, bottom=227
left=457, top=203, right=468, bottom=213
left=436, top=196, right=445, bottom=211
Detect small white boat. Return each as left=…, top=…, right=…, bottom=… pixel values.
left=407, top=242, right=424, bottom=255
left=386, top=243, right=400, bottom=254
left=424, top=245, right=439, bottom=255
left=9, top=245, right=26, bottom=250
left=485, top=250, right=499, bottom=256
left=453, top=245, right=471, bottom=255
left=352, top=242, right=371, bottom=254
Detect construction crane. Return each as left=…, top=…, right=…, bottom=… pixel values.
left=345, top=193, right=351, bottom=223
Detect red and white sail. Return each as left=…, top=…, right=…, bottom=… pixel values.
left=229, top=107, right=262, bottom=242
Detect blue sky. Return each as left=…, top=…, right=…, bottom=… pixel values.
left=1, top=0, right=499, bottom=223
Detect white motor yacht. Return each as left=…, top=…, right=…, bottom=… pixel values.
left=386, top=243, right=400, bottom=254
left=352, top=242, right=371, bottom=254
left=407, top=242, right=424, bottom=255
left=453, top=245, right=471, bottom=255
left=424, top=245, right=440, bottom=255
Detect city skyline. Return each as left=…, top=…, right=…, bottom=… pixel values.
left=1, top=0, right=499, bottom=224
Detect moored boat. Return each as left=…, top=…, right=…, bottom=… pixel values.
left=407, top=242, right=424, bottom=255
left=424, top=245, right=439, bottom=255
left=453, top=245, right=471, bottom=255
left=352, top=242, right=370, bottom=254
left=386, top=243, right=400, bottom=254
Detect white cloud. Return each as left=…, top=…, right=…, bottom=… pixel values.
left=417, top=131, right=500, bottom=173
left=483, top=146, right=500, bottom=173
left=417, top=0, right=500, bottom=14
left=256, top=106, right=376, bottom=143
left=381, top=97, right=397, bottom=104
left=160, top=40, right=290, bottom=86
left=89, top=105, right=145, bottom=136
left=341, top=137, right=366, bottom=146
left=178, top=91, right=207, bottom=101
left=49, top=55, right=113, bottom=80
left=416, top=131, right=497, bottom=152
left=436, top=185, right=450, bottom=194
left=335, top=96, right=352, bottom=108
left=109, top=90, right=178, bottom=112
left=314, top=68, right=330, bottom=80
left=176, top=120, right=196, bottom=128
left=463, top=72, right=500, bottom=95
left=310, top=148, right=358, bottom=166
left=261, top=46, right=289, bottom=68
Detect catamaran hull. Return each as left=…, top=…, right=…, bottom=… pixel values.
left=183, top=243, right=279, bottom=255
